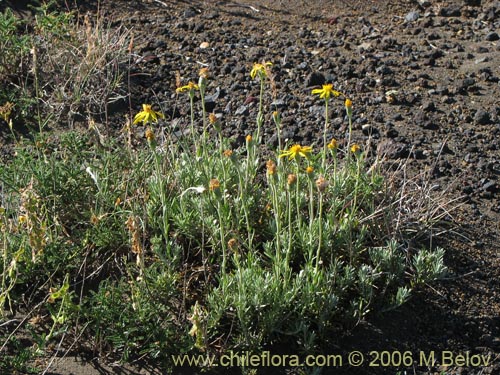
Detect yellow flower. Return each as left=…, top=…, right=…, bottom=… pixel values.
left=306, top=165, right=314, bottom=174
left=176, top=81, right=199, bottom=93
left=350, top=144, right=361, bottom=153
left=250, top=61, right=272, bottom=79
left=311, top=84, right=342, bottom=100
left=246, top=134, right=252, bottom=143
left=327, top=138, right=338, bottom=150
left=266, top=159, right=277, bottom=175
left=279, top=144, right=312, bottom=160
left=345, top=98, right=353, bottom=116
left=133, top=104, right=164, bottom=125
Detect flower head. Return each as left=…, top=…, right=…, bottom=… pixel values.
left=315, top=176, right=329, bottom=193
left=266, top=159, right=277, bottom=175
left=246, top=134, right=252, bottom=143
left=0, top=101, right=14, bottom=122
left=209, top=178, right=220, bottom=192
left=327, top=138, right=338, bottom=150
left=287, top=174, right=297, bottom=185
left=145, top=127, right=155, bottom=143
left=312, top=84, right=342, bottom=100
left=306, top=165, right=314, bottom=174
left=350, top=144, right=361, bottom=154
left=133, top=104, right=164, bottom=125
left=345, top=98, right=353, bottom=116
left=223, top=149, right=233, bottom=157
left=279, top=144, right=312, bottom=160
left=209, top=113, right=218, bottom=124
left=199, top=67, right=209, bottom=79
left=250, top=61, right=272, bottom=80
left=227, top=238, right=237, bottom=250
left=176, top=81, right=199, bottom=93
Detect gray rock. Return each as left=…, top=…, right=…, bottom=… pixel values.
left=235, top=105, right=249, bottom=116
left=183, top=8, right=198, bottom=18
left=474, top=109, right=491, bottom=124
left=405, top=11, right=420, bottom=22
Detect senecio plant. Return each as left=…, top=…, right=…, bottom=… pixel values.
left=0, top=57, right=447, bottom=371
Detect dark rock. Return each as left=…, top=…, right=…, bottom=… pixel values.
left=183, top=8, right=198, bottom=18
left=414, top=110, right=428, bottom=126
left=377, top=139, right=410, bottom=159
left=482, top=180, right=498, bottom=193
left=485, top=32, right=499, bottom=41
left=464, top=0, right=481, bottom=6
left=305, top=72, right=326, bottom=88
left=474, top=109, right=491, bottom=125
left=422, top=101, right=436, bottom=112
left=439, top=7, right=461, bottom=17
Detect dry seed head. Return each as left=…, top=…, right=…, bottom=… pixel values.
left=209, top=113, right=218, bottom=124
left=287, top=174, right=297, bottom=185
left=227, top=238, right=237, bottom=250
left=145, top=127, right=155, bottom=142
left=315, top=176, right=329, bottom=193
left=209, top=178, right=220, bottom=191
left=266, top=159, right=277, bottom=175
left=223, top=149, right=233, bottom=157
left=199, top=67, right=209, bottom=79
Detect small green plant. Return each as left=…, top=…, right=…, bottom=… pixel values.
left=0, top=51, right=451, bottom=372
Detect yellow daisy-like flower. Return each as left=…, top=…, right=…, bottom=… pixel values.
left=311, top=84, right=342, bottom=100
left=279, top=144, right=313, bottom=160
left=350, top=144, right=361, bottom=153
left=176, top=81, right=199, bottom=93
left=250, top=61, right=272, bottom=79
left=133, top=104, right=165, bottom=125
left=327, top=138, right=338, bottom=150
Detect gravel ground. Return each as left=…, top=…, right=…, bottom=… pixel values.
left=3, top=0, right=500, bottom=374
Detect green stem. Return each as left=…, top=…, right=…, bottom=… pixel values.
left=315, top=193, right=324, bottom=269
left=322, top=99, right=329, bottom=170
